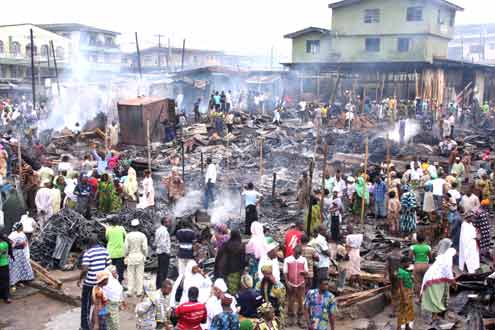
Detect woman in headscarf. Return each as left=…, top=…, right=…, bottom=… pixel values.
left=470, top=199, right=491, bottom=256
left=103, top=265, right=124, bottom=330
left=421, top=248, right=457, bottom=321
left=246, top=222, right=269, bottom=280
left=54, top=175, right=66, bottom=210
left=123, top=167, right=138, bottom=205
left=170, top=260, right=211, bottom=307
left=353, top=174, right=369, bottom=223
left=399, top=185, right=417, bottom=238
left=254, top=302, right=280, bottom=330
left=257, top=264, right=286, bottom=326
left=0, top=233, right=12, bottom=303
left=237, top=274, right=263, bottom=320
left=213, top=223, right=230, bottom=251
left=8, top=222, right=34, bottom=289
left=63, top=173, right=78, bottom=209
left=98, top=173, right=122, bottom=213
left=215, top=229, right=246, bottom=295
left=458, top=213, right=480, bottom=274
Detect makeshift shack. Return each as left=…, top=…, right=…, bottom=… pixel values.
left=117, top=96, right=175, bottom=145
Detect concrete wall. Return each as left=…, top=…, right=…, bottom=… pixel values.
left=291, top=32, right=334, bottom=63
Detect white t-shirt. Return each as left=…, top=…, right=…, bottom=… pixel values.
left=313, top=234, right=330, bottom=268
left=333, top=179, right=347, bottom=197
left=20, top=214, right=36, bottom=233
left=58, top=162, right=73, bottom=173
left=448, top=189, right=461, bottom=201
left=428, top=165, right=438, bottom=179
left=242, top=190, right=262, bottom=206
left=432, top=178, right=446, bottom=196
left=205, top=164, right=217, bottom=184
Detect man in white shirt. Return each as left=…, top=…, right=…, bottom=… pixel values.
left=431, top=172, right=447, bottom=210
left=57, top=155, right=73, bottom=174
left=460, top=188, right=480, bottom=214
left=225, top=90, right=232, bottom=112
left=35, top=180, right=54, bottom=228
left=312, top=225, right=330, bottom=282
left=428, top=162, right=438, bottom=179
left=20, top=212, right=37, bottom=241
left=139, top=169, right=155, bottom=209
left=204, top=157, right=217, bottom=209
left=155, top=217, right=171, bottom=289
left=333, top=170, right=347, bottom=198
left=258, top=242, right=281, bottom=282
left=242, top=182, right=263, bottom=235
left=124, top=219, right=148, bottom=297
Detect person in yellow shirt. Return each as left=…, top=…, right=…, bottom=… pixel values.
left=321, top=104, right=329, bottom=127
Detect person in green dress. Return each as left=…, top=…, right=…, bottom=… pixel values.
left=0, top=234, right=12, bottom=303
left=98, top=173, right=122, bottom=213
left=409, top=233, right=432, bottom=300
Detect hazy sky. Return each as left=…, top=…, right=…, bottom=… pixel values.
left=4, top=0, right=494, bottom=59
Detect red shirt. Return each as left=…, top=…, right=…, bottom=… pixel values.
left=285, top=229, right=303, bottom=257
left=175, top=301, right=207, bottom=330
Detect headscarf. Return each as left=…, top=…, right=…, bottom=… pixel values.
left=257, top=302, right=274, bottom=315
left=214, top=223, right=230, bottom=249
left=213, top=278, right=228, bottom=293
left=246, top=221, right=269, bottom=259
left=240, top=319, right=254, bottom=330
left=481, top=199, right=490, bottom=207
left=170, top=259, right=211, bottom=307
left=260, top=263, right=273, bottom=275
left=435, top=238, right=453, bottom=256
left=123, top=167, right=138, bottom=200
left=240, top=274, right=253, bottom=289
left=421, top=248, right=456, bottom=293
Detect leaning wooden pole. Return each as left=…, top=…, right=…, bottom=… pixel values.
left=320, top=144, right=329, bottom=219
left=146, top=120, right=151, bottom=171
left=259, top=137, right=264, bottom=184
left=385, top=133, right=391, bottom=207
left=306, top=160, right=315, bottom=235
left=360, top=137, right=369, bottom=226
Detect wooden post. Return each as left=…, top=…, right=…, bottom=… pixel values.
left=29, top=29, right=36, bottom=109
left=329, top=68, right=341, bottom=106
left=200, top=151, right=204, bottom=177
left=385, top=133, right=391, bottom=207
left=181, top=39, right=186, bottom=72
left=306, top=159, right=315, bottom=235
left=360, top=137, right=369, bottom=226
left=50, top=40, right=61, bottom=97
left=272, top=172, right=277, bottom=200
left=146, top=120, right=151, bottom=171
left=259, top=137, right=264, bottom=184
left=320, top=144, right=329, bottom=219
left=181, top=139, right=185, bottom=181
left=17, top=133, right=22, bottom=185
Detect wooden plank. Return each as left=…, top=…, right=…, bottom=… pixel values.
left=31, top=260, right=63, bottom=288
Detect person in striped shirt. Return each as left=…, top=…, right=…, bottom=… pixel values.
left=78, top=235, right=111, bottom=330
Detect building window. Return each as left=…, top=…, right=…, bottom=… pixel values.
left=449, top=10, right=455, bottom=27
left=364, top=9, right=380, bottom=23
left=89, top=33, right=97, bottom=46
left=25, top=44, right=37, bottom=56
left=40, top=45, right=49, bottom=57
left=398, top=38, right=410, bottom=52
left=11, top=41, right=20, bottom=55
left=56, top=47, right=64, bottom=59
left=105, top=36, right=114, bottom=47
left=0, top=41, right=3, bottom=54
left=407, top=7, right=423, bottom=21
left=469, top=45, right=482, bottom=53
left=365, top=38, right=380, bottom=52
left=306, top=40, right=320, bottom=54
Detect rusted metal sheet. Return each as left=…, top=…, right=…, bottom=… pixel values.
left=117, top=97, right=175, bottom=145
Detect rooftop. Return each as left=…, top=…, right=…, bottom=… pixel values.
left=127, top=46, right=224, bottom=56
left=328, top=0, right=463, bottom=11
left=284, top=27, right=331, bottom=39
left=37, top=23, right=120, bottom=35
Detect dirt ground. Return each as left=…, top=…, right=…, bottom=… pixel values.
left=0, top=269, right=414, bottom=330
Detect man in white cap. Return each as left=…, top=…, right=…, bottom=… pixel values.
left=35, top=180, right=54, bottom=227
left=451, top=156, right=465, bottom=185
left=204, top=278, right=237, bottom=329
left=124, top=219, right=148, bottom=297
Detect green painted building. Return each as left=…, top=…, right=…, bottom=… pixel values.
left=285, top=0, right=463, bottom=64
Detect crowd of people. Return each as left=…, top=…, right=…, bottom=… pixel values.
left=0, top=86, right=494, bottom=330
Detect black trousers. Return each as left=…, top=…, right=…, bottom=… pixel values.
left=0, top=265, right=9, bottom=300
left=245, top=205, right=258, bottom=235
left=156, top=253, right=170, bottom=289
left=112, top=258, right=125, bottom=283
left=80, top=284, right=93, bottom=330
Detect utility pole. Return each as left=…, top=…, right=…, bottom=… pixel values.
left=155, top=34, right=165, bottom=69
left=181, top=38, right=186, bottom=72
left=167, top=38, right=171, bottom=72
left=50, top=40, right=60, bottom=96
left=29, top=29, right=36, bottom=109
left=135, top=32, right=143, bottom=79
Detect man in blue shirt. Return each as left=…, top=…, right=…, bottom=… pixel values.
left=242, top=182, right=263, bottom=235
left=373, top=176, right=388, bottom=220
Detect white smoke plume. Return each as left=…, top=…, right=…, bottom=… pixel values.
left=208, top=190, right=242, bottom=225
left=172, top=190, right=203, bottom=218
